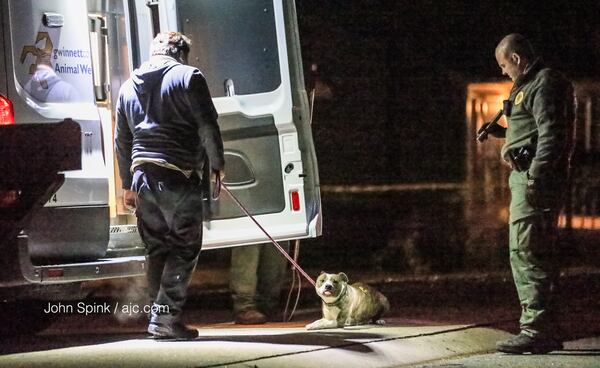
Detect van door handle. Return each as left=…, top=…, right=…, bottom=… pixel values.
left=88, top=15, right=109, bottom=103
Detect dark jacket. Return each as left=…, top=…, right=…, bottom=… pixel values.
left=115, top=56, right=224, bottom=188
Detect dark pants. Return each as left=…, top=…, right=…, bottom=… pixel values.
left=509, top=212, right=560, bottom=337
left=132, top=164, right=203, bottom=320
left=508, top=170, right=565, bottom=337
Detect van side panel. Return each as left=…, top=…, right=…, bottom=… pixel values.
left=5, top=0, right=110, bottom=262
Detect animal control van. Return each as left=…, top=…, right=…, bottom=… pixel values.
left=0, top=0, right=320, bottom=332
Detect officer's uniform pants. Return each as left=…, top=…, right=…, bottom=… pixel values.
left=230, top=242, right=290, bottom=316
left=509, top=170, right=561, bottom=337
left=132, top=164, right=203, bottom=320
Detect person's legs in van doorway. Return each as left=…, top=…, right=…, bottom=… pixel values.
left=230, top=242, right=290, bottom=324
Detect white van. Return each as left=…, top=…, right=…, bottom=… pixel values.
left=0, top=0, right=320, bottom=322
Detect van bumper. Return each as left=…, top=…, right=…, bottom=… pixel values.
left=0, top=235, right=145, bottom=287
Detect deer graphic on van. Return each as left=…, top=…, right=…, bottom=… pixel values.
left=20, top=32, right=54, bottom=75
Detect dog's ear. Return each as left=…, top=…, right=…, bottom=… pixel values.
left=338, top=272, right=349, bottom=283
left=319, top=270, right=326, bottom=275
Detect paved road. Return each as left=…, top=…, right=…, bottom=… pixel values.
left=415, top=337, right=600, bottom=368
left=1, top=304, right=598, bottom=368
left=0, top=309, right=512, bottom=368
left=1, top=269, right=598, bottom=367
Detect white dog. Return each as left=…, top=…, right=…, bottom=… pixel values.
left=306, top=272, right=390, bottom=330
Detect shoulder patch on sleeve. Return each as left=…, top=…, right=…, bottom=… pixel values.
left=515, top=91, right=524, bottom=105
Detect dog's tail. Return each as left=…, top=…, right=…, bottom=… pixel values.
left=380, top=293, right=391, bottom=314
left=372, top=292, right=391, bottom=324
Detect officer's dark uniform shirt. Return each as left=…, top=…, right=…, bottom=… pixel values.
left=115, top=56, right=224, bottom=189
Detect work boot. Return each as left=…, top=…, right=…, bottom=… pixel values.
left=496, top=332, right=563, bottom=354
left=234, top=308, right=267, bottom=325
left=148, top=313, right=198, bottom=340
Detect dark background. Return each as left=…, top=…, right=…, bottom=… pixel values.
left=201, top=0, right=600, bottom=274
left=296, top=0, right=600, bottom=184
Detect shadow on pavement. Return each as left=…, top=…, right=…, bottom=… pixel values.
left=0, top=332, right=149, bottom=355
left=193, top=330, right=384, bottom=353
left=0, top=329, right=386, bottom=358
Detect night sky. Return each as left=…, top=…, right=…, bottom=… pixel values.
left=296, top=0, right=600, bottom=185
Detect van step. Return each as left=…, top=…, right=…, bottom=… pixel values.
left=110, top=224, right=138, bottom=234
left=105, top=247, right=145, bottom=258
left=108, top=225, right=144, bottom=250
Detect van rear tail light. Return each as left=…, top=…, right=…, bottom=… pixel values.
left=0, top=94, right=15, bottom=125
left=290, top=190, right=301, bottom=212
left=46, top=268, right=65, bottom=278
left=0, top=190, right=19, bottom=207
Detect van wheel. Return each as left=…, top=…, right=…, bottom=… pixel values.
left=0, top=301, right=54, bottom=336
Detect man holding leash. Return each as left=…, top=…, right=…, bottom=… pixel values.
left=115, top=32, right=224, bottom=339
left=479, top=33, right=575, bottom=354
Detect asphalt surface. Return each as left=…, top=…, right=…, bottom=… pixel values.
left=0, top=266, right=598, bottom=367
left=0, top=322, right=512, bottom=368
left=416, top=341, right=600, bottom=368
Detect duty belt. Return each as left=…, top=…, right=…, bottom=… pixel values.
left=508, top=146, right=535, bottom=172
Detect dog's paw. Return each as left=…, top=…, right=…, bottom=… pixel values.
left=305, top=321, right=320, bottom=330
left=343, top=318, right=357, bottom=326
left=306, top=319, right=337, bottom=330
left=306, top=319, right=327, bottom=330
left=374, top=319, right=386, bottom=325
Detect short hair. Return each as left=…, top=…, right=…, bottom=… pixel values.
left=150, top=32, right=191, bottom=58
left=497, top=33, right=536, bottom=61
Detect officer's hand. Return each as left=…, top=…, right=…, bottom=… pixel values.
left=123, top=189, right=137, bottom=211
left=477, top=122, right=506, bottom=141
left=526, top=176, right=556, bottom=210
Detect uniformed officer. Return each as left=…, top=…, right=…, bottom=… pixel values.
left=479, top=33, right=575, bottom=354
left=115, top=32, right=224, bottom=339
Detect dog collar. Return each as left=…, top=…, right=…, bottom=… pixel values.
left=323, top=284, right=347, bottom=307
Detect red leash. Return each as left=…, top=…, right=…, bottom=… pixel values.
left=218, top=182, right=316, bottom=286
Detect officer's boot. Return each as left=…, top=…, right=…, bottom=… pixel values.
left=496, top=332, right=563, bottom=354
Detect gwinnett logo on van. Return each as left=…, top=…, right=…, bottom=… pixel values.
left=53, top=48, right=90, bottom=59
left=21, top=31, right=92, bottom=76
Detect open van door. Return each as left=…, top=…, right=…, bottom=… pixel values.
left=0, top=0, right=318, bottom=294
left=136, top=0, right=322, bottom=249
